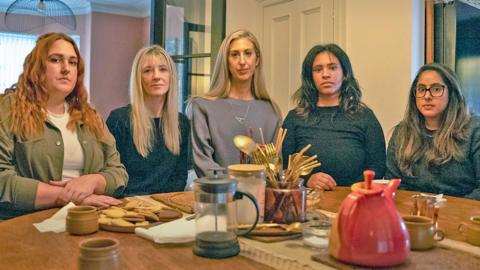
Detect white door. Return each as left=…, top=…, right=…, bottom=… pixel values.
left=262, top=0, right=335, bottom=116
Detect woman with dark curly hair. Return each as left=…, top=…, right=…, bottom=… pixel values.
left=386, top=63, right=480, bottom=199
left=282, top=44, right=385, bottom=190
left=0, top=32, right=127, bottom=219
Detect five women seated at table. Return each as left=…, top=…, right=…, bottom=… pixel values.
left=1, top=30, right=479, bottom=219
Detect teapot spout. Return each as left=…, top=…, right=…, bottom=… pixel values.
left=385, top=179, right=401, bottom=194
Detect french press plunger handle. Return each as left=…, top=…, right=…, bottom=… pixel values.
left=234, top=191, right=260, bottom=236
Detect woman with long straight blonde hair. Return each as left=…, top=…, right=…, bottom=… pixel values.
left=190, top=29, right=282, bottom=177
left=386, top=63, right=480, bottom=199
left=107, top=45, right=190, bottom=196
left=0, top=32, right=127, bottom=220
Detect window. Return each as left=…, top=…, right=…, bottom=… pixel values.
left=428, top=0, right=480, bottom=112
left=151, top=0, right=225, bottom=112
left=0, top=32, right=80, bottom=94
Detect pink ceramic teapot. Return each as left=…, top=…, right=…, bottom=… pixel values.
left=329, top=171, right=410, bottom=267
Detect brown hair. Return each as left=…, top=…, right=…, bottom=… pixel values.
left=10, top=32, right=105, bottom=140
left=394, top=63, right=471, bottom=176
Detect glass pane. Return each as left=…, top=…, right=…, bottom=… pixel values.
left=455, top=1, right=480, bottom=113
left=165, top=0, right=212, bottom=56
left=175, top=56, right=210, bottom=111
left=189, top=57, right=211, bottom=96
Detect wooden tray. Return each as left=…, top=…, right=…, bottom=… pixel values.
left=245, top=234, right=302, bottom=243
left=99, top=222, right=161, bottom=233
left=151, top=192, right=194, bottom=214
left=248, top=225, right=300, bottom=236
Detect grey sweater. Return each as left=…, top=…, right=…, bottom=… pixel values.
left=191, top=97, right=281, bottom=177
left=386, top=115, right=480, bottom=200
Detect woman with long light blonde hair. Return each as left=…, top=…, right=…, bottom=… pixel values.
left=190, top=29, right=282, bottom=177
left=0, top=32, right=127, bottom=220
left=107, top=45, right=190, bottom=196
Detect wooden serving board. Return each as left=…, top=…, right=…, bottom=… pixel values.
left=151, top=192, right=194, bottom=214
left=245, top=234, right=302, bottom=243
left=99, top=222, right=161, bottom=233
left=243, top=225, right=302, bottom=243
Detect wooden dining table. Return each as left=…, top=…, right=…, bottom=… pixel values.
left=320, top=187, right=480, bottom=242
left=1, top=187, right=479, bottom=269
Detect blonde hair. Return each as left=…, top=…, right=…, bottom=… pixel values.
left=10, top=32, right=104, bottom=140
left=130, top=45, right=180, bottom=157
left=197, top=29, right=281, bottom=117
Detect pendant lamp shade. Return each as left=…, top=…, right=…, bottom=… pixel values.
left=4, top=0, right=77, bottom=32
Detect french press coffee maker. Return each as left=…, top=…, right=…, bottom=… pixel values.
left=193, top=169, right=259, bottom=259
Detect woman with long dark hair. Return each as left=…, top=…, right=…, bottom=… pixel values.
left=386, top=63, right=480, bottom=199
left=282, top=44, right=385, bottom=190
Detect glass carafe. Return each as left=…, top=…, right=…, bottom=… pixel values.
left=193, top=169, right=259, bottom=259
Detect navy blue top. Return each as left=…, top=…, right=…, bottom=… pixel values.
left=107, top=105, right=190, bottom=196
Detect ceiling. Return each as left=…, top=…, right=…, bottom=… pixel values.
left=0, top=0, right=151, bottom=17
left=1, top=0, right=479, bottom=18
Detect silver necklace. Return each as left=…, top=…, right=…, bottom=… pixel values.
left=227, top=99, right=252, bottom=125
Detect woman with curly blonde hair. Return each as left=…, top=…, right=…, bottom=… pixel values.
left=0, top=32, right=127, bottom=219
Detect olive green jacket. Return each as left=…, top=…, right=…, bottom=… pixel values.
left=0, top=94, right=128, bottom=219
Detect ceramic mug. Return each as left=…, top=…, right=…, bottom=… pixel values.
left=66, top=206, right=99, bottom=235
left=78, top=238, right=120, bottom=270
left=403, top=215, right=444, bottom=250
left=458, top=216, right=480, bottom=246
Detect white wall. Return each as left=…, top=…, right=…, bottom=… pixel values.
left=226, top=0, right=263, bottom=42
left=226, top=0, right=425, bottom=139
left=344, top=0, right=424, bottom=137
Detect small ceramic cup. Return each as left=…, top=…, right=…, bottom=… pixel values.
left=458, top=215, right=480, bottom=246
left=78, top=238, right=120, bottom=270
left=66, top=206, right=99, bottom=235
left=403, top=215, right=444, bottom=250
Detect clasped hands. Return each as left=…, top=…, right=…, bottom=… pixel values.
left=49, top=174, right=122, bottom=208
left=307, top=172, right=337, bottom=191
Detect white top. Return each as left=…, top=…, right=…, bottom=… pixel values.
left=47, top=106, right=84, bottom=179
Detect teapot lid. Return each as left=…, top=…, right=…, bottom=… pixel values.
left=194, top=168, right=237, bottom=193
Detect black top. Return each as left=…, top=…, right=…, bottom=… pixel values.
left=282, top=106, right=386, bottom=186
left=386, top=115, right=480, bottom=200
left=106, top=105, right=191, bottom=196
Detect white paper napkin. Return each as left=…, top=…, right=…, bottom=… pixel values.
left=135, top=216, right=196, bottom=244
left=33, top=202, right=76, bottom=233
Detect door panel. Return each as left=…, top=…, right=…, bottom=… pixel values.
left=262, top=0, right=335, bottom=116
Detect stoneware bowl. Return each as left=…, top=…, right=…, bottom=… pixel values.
left=78, top=238, right=120, bottom=270
left=66, top=206, right=99, bottom=235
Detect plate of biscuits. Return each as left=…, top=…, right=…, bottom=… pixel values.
left=99, top=198, right=183, bottom=233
